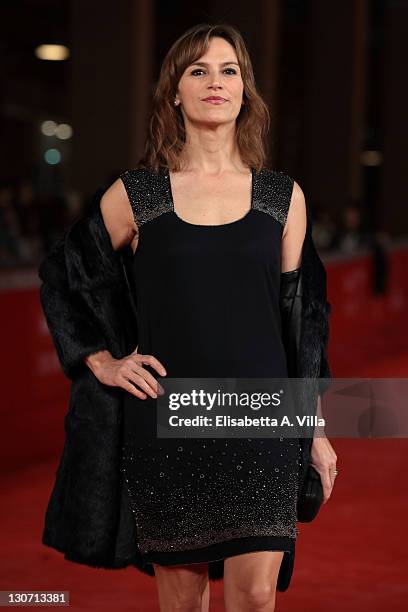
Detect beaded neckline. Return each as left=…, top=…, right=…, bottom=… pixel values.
left=162, top=166, right=255, bottom=229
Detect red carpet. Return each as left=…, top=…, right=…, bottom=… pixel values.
left=1, top=281, right=408, bottom=609
left=2, top=435, right=407, bottom=611
left=1, top=358, right=407, bottom=611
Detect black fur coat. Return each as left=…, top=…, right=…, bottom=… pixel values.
left=38, top=186, right=332, bottom=591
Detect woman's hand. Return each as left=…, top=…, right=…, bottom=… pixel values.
left=86, top=349, right=167, bottom=399
left=309, top=435, right=338, bottom=504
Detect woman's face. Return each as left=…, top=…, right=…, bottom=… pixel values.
left=175, top=36, right=245, bottom=129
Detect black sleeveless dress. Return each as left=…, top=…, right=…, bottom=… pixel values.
left=119, top=165, right=301, bottom=570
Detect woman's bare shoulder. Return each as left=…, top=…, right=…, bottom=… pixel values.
left=100, top=178, right=138, bottom=252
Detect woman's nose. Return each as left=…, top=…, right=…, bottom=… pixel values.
left=207, top=73, right=222, bottom=87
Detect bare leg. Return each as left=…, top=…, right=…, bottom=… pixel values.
left=201, top=579, right=210, bottom=612
left=153, top=562, right=209, bottom=612
left=223, top=551, right=284, bottom=612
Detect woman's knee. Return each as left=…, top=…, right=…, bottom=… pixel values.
left=223, top=551, right=282, bottom=611
left=153, top=563, right=209, bottom=612
left=235, top=583, right=277, bottom=611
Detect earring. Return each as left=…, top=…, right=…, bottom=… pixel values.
left=174, top=99, right=178, bottom=105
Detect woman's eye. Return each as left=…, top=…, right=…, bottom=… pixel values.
left=191, top=67, right=237, bottom=76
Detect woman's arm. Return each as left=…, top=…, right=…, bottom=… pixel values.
left=280, top=180, right=332, bottom=393
left=281, top=181, right=307, bottom=272
left=280, top=183, right=337, bottom=502
left=39, top=178, right=137, bottom=380
left=82, top=178, right=139, bottom=377
left=100, top=177, right=138, bottom=253
left=279, top=181, right=306, bottom=378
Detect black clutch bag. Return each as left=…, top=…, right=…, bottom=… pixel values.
left=296, top=464, right=323, bottom=522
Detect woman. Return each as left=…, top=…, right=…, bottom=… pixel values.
left=40, top=23, right=337, bottom=612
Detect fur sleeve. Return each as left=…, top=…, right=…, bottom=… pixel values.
left=279, top=267, right=302, bottom=378
left=38, top=236, right=107, bottom=380
left=318, top=301, right=332, bottom=396
left=301, top=201, right=333, bottom=397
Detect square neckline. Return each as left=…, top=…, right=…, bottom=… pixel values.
left=163, top=166, right=255, bottom=228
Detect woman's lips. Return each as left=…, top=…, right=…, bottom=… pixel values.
left=203, top=98, right=227, bottom=105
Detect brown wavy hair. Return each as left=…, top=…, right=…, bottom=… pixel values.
left=138, top=23, right=270, bottom=174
